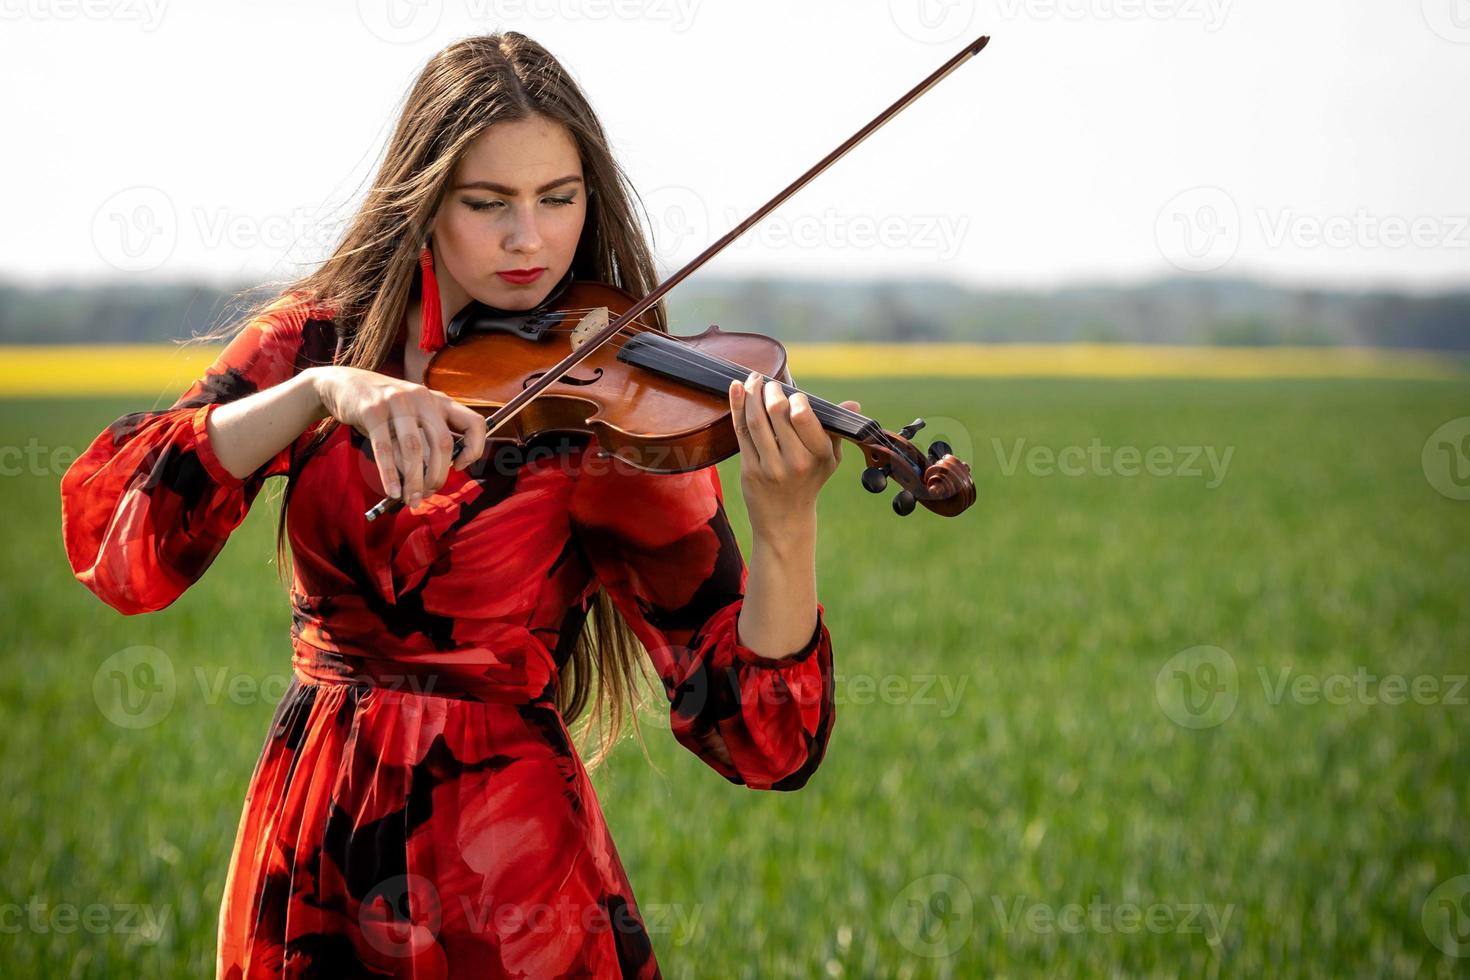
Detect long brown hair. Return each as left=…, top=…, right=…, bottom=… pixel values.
left=200, top=32, right=669, bottom=773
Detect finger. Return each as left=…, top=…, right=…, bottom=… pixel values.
left=728, top=379, right=758, bottom=466
left=423, top=415, right=453, bottom=495
left=785, top=391, right=832, bottom=461
left=743, top=372, right=782, bottom=473
left=443, top=401, right=487, bottom=471
left=391, top=414, right=426, bottom=507
left=364, top=406, right=401, bottom=499
left=763, top=380, right=809, bottom=468
left=831, top=399, right=860, bottom=465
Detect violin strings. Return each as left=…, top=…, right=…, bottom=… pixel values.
left=636, top=340, right=873, bottom=435
left=608, top=334, right=894, bottom=451
left=632, top=340, right=920, bottom=461
left=545, top=313, right=875, bottom=434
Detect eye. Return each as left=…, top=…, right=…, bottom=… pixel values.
left=543, top=195, right=576, bottom=207
left=463, top=199, right=503, bottom=212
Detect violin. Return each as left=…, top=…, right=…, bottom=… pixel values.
left=365, top=35, right=991, bottom=523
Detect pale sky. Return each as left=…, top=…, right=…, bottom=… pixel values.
left=4, top=0, right=1468, bottom=292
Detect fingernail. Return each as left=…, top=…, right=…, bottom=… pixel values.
left=411, top=493, right=422, bottom=508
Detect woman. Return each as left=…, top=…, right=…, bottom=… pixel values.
left=60, top=31, right=855, bottom=979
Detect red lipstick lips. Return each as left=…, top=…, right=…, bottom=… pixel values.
left=496, top=267, right=546, bottom=285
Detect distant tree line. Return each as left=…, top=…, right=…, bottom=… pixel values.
left=2, top=275, right=1467, bottom=350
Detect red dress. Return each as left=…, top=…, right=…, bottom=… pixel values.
left=58, top=296, right=837, bottom=979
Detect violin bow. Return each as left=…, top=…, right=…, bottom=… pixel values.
left=367, top=34, right=990, bottom=521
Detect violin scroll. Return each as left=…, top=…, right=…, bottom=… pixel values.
left=857, top=417, right=976, bottom=517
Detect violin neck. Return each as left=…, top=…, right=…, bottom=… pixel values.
left=753, top=379, right=874, bottom=441
left=617, top=332, right=877, bottom=441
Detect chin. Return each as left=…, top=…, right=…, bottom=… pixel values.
left=480, top=278, right=557, bottom=311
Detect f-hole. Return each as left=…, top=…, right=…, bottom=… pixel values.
left=524, top=367, right=604, bottom=390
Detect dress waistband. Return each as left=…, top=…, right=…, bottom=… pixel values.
left=289, top=591, right=557, bottom=706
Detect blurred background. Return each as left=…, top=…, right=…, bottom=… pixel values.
left=2, top=0, right=1468, bottom=976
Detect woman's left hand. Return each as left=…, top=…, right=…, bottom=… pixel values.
left=729, top=370, right=860, bottom=535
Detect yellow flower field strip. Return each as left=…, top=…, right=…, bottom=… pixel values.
left=0, top=345, right=227, bottom=399
left=0, top=342, right=1465, bottom=396
left=782, top=343, right=1467, bottom=381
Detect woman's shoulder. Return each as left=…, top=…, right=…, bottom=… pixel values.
left=228, top=290, right=343, bottom=368
left=248, top=289, right=340, bottom=338
left=177, top=291, right=341, bottom=407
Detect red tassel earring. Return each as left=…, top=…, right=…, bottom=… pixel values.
left=418, top=237, right=445, bottom=354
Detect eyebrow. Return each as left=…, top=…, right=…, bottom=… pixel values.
left=453, top=175, right=583, bottom=195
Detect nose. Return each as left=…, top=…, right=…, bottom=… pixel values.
left=503, top=203, right=544, bottom=257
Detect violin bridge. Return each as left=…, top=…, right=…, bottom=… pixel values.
left=570, top=307, right=610, bottom=350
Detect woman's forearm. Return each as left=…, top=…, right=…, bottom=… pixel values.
left=204, top=368, right=330, bottom=481
left=736, top=509, right=820, bottom=661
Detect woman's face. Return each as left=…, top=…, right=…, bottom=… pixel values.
left=430, top=113, right=586, bottom=315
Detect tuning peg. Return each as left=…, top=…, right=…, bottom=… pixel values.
left=861, top=465, right=889, bottom=493
left=898, top=418, right=926, bottom=440
left=927, top=440, right=952, bottom=464
left=892, top=488, right=916, bottom=516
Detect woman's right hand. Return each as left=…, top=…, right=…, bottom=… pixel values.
left=310, top=366, right=488, bottom=508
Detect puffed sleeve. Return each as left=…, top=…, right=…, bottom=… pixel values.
left=60, top=294, right=327, bottom=615
left=569, top=453, right=837, bottom=791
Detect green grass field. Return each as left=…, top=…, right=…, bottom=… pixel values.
left=3, top=378, right=1469, bottom=977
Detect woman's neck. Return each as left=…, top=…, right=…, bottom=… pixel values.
left=401, top=301, right=429, bottom=386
